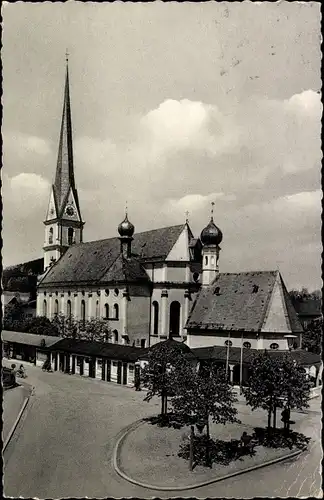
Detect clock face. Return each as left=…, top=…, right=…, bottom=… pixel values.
left=65, top=205, right=75, bottom=217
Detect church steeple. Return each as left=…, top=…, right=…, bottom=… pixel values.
left=43, top=56, right=84, bottom=271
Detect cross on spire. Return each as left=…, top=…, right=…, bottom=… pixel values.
left=185, top=210, right=189, bottom=223
left=65, top=48, right=69, bottom=64
left=211, top=201, right=215, bottom=220
left=125, top=200, right=128, bottom=217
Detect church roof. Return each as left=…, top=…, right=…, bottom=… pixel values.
left=186, top=271, right=303, bottom=333
left=39, top=224, right=186, bottom=286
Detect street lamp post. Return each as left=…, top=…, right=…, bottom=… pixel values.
left=239, top=331, right=244, bottom=394
left=225, top=332, right=230, bottom=379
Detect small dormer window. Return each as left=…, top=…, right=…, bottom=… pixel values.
left=214, top=286, right=220, bottom=295
left=252, top=285, right=259, bottom=293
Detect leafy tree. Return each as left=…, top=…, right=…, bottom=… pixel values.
left=302, top=318, right=322, bottom=355
left=25, top=315, right=59, bottom=336
left=141, top=340, right=194, bottom=416
left=243, top=351, right=284, bottom=433
left=76, top=316, right=111, bottom=342
left=171, top=362, right=239, bottom=467
left=52, top=313, right=79, bottom=339
left=3, top=302, right=25, bottom=331
left=279, top=354, right=311, bottom=432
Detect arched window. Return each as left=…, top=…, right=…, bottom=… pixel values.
left=105, top=303, right=109, bottom=319
left=114, top=304, right=119, bottom=319
left=49, top=227, right=53, bottom=244
left=169, top=301, right=181, bottom=338
left=114, top=288, right=119, bottom=297
left=211, top=256, right=215, bottom=265
left=54, top=299, right=59, bottom=316
left=67, top=300, right=72, bottom=318
left=205, top=256, right=208, bottom=266
left=113, top=330, right=118, bottom=343
left=81, top=300, right=85, bottom=324
left=243, top=341, right=251, bottom=349
left=152, top=301, right=159, bottom=335
left=68, top=228, right=74, bottom=245
left=43, top=300, right=47, bottom=317
left=270, top=343, right=279, bottom=350
left=95, top=300, right=100, bottom=318
left=225, top=340, right=233, bottom=347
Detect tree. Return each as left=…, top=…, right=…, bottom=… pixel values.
left=302, top=318, right=322, bottom=355
left=52, top=313, right=79, bottom=339
left=279, top=354, right=311, bottom=432
left=141, top=340, right=194, bottom=416
left=244, top=351, right=311, bottom=434
left=171, top=362, right=239, bottom=467
left=243, top=351, right=284, bottom=433
left=77, top=317, right=111, bottom=342
left=25, top=316, right=59, bottom=336
left=3, top=302, right=25, bottom=331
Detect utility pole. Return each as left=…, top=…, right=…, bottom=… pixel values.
left=189, top=425, right=195, bottom=471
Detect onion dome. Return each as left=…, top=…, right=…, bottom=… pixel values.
left=200, top=218, right=223, bottom=246
left=118, top=214, right=135, bottom=237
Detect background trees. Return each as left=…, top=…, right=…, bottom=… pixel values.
left=302, top=318, right=322, bottom=355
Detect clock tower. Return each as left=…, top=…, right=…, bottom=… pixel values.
left=43, top=57, right=84, bottom=270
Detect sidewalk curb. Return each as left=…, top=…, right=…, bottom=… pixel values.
left=3, top=386, right=34, bottom=453
left=113, top=418, right=305, bottom=492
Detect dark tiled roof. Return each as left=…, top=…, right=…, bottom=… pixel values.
left=100, top=255, right=149, bottom=283
left=2, top=330, right=62, bottom=348
left=186, top=271, right=303, bottom=334
left=40, top=224, right=185, bottom=286
left=50, top=338, right=145, bottom=362
left=186, top=271, right=278, bottom=332
left=191, top=345, right=321, bottom=366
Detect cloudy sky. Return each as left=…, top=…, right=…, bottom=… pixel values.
left=2, top=1, right=322, bottom=290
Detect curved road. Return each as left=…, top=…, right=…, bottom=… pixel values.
left=4, top=364, right=322, bottom=498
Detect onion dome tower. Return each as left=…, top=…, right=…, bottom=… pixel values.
left=118, top=205, right=134, bottom=259
left=200, top=202, right=223, bottom=286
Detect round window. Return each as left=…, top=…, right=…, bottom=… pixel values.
left=270, top=343, right=279, bottom=350
left=224, top=340, right=232, bottom=347
left=243, top=341, right=251, bottom=349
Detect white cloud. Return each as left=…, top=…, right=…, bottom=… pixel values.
left=284, top=89, right=322, bottom=118
left=5, top=173, right=50, bottom=217
left=4, top=133, right=51, bottom=161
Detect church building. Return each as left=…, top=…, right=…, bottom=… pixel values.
left=25, top=61, right=320, bottom=385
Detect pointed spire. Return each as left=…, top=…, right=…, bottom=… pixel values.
left=54, top=53, right=76, bottom=215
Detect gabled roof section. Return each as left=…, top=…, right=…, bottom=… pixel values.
left=39, top=224, right=185, bottom=286
left=165, top=223, right=192, bottom=261
left=186, top=271, right=278, bottom=332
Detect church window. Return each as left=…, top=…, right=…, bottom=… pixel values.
left=54, top=299, right=59, bottom=316
left=225, top=340, right=232, bottom=347
left=49, top=227, right=53, bottom=244
left=152, top=301, right=159, bottom=335
left=114, top=288, right=119, bottom=297
left=113, top=304, right=119, bottom=319
left=169, top=301, right=181, bottom=338
left=105, top=289, right=109, bottom=296
left=113, top=330, right=118, bottom=343
left=205, top=256, right=208, bottom=266
left=270, top=343, right=279, bottom=350
left=105, top=303, right=109, bottom=319
left=243, top=341, right=251, bottom=349
left=43, top=300, right=47, bottom=317
left=67, top=300, right=72, bottom=319
left=211, top=256, right=215, bottom=265
left=95, top=300, right=100, bottom=318
left=68, top=227, right=74, bottom=245
left=81, top=300, right=86, bottom=324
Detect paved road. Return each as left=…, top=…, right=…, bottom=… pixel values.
left=4, top=363, right=322, bottom=498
